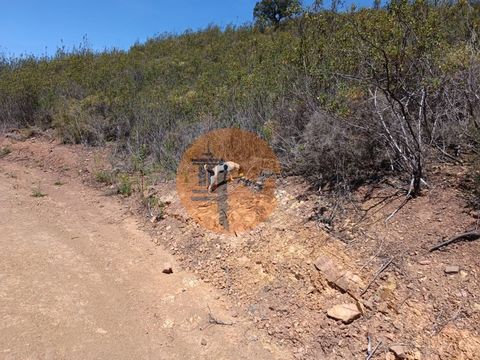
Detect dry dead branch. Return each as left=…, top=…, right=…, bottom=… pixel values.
left=365, top=339, right=382, bottom=360
left=432, top=307, right=464, bottom=335
left=360, top=257, right=395, bottom=296
left=207, top=305, right=234, bottom=326
left=429, top=231, right=480, bottom=252
left=385, top=197, right=410, bottom=223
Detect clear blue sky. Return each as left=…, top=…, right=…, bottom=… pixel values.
left=0, top=0, right=372, bottom=58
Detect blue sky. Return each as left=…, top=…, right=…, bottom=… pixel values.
left=0, top=0, right=372, bottom=58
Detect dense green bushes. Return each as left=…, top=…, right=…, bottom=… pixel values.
left=0, top=24, right=296, bottom=170
left=1, top=1, right=479, bottom=192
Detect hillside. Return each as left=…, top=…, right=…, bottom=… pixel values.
left=1, top=1, right=480, bottom=359
left=1, top=1, right=479, bottom=194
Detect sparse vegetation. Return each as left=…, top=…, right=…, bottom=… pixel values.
left=117, top=173, right=132, bottom=196
left=1, top=1, right=479, bottom=195
left=31, top=187, right=46, bottom=197
left=54, top=180, right=64, bottom=186
left=473, top=170, right=480, bottom=209
left=0, top=146, right=11, bottom=158
left=143, top=194, right=166, bottom=220
left=94, top=169, right=115, bottom=185
left=467, top=130, right=480, bottom=209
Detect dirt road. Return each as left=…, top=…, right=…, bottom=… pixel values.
left=0, top=159, right=288, bottom=359
left=3, top=136, right=479, bottom=360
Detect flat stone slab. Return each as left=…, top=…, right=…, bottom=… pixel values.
left=326, top=303, right=362, bottom=324
left=314, top=255, right=365, bottom=295
left=444, top=265, right=460, bottom=274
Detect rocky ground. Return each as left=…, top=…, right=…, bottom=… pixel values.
left=1, top=132, right=479, bottom=359
left=0, top=133, right=289, bottom=360
left=145, top=176, right=480, bottom=360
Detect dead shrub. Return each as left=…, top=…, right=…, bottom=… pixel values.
left=287, top=110, right=386, bottom=191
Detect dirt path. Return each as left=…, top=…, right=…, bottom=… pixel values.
left=0, top=159, right=289, bottom=359
left=2, top=136, right=479, bottom=359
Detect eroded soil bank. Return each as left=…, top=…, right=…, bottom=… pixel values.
left=0, top=136, right=288, bottom=360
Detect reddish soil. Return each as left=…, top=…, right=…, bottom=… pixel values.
left=1, top=133, right=479, bottom=359
left=0, top=134, right=288, bottom=360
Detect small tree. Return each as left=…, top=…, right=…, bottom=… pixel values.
left=350, top=2, right=438, bottom=197
left=350, top=1, right=480, bottom=197
left=253, top=0, right=303, bottom=27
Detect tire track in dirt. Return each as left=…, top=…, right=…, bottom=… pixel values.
left=0, top=155, right=290, bottom=359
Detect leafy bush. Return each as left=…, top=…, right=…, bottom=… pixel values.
left=31, top=187, right=47, bottom=197
left=117, top=173, right=132, bottom=196
left=1, top=1, right=479, bottom=193
left=94, top=169, right=115, bottom=185
left=254, top=0, right=302, bottom=27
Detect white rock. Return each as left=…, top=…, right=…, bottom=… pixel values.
left=444, top=265, right=460, bottom=274
left=389, top=345, right=408, bottom=359
left=326, top=303, right=361, bottom=324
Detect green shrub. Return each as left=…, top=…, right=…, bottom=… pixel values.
left=118, top=173, right=132, bottom=196
left=31, top=188, right=47, bottom=197
left=94, top=169, right=115, bottom=185
left=0, top=2, right=479, bottom=192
